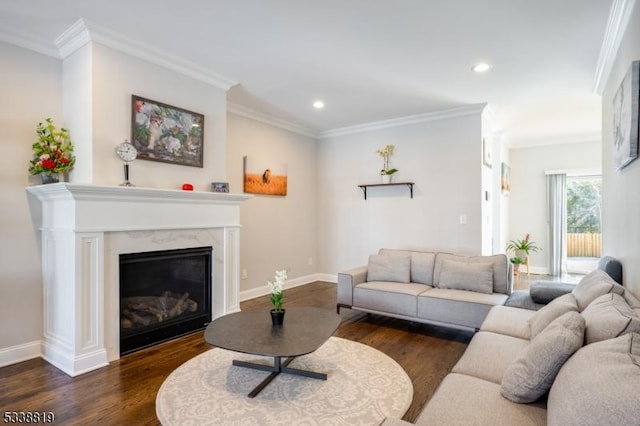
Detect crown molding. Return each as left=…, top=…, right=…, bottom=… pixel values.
left=227, top=102, right=319, bottom=138
left=0, top=27, right=60, bottom=58
left=593, top=0, right=637, bottom=94
left=318, top=103, right=487, bottom=139
left=55, top=18, right=237, bottom=91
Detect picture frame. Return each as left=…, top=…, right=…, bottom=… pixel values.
left=131, top=95, right=205, bottom=168
left=613, top=60, right=640, bottom=171
left=211, top=182, right=229, bottom=193
left=243, top=156, right=288, bottom=196
left=501, top=162, right=511, bottom=194
left=482, top=137, right=492, bottom=168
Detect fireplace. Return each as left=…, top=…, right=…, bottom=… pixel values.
left=119, top=247, right=213, bottom=354
left=26, top=183, right=251, bottom=376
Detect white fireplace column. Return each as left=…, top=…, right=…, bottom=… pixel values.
left=27, top=183, right=251, bottom=376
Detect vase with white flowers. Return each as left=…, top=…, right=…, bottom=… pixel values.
left=376, top=144, right=398, bottom=183
left=267, top=269, right=287, bottom=325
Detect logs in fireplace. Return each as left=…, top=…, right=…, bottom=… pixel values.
left=119, top=246, right=212, bottom=355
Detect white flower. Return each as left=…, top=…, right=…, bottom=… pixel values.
left=40, top=154, right=50, bottom=160
left=267, top=269, right=287, bottom=294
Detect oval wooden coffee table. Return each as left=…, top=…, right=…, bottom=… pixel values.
left=204, top=307, right=341, bottom=398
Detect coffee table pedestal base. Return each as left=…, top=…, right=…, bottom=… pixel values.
left=233, top=356, right=327, bottom=398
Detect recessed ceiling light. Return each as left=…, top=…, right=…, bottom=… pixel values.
left=472, top=62, right=492, bottom=73
left=313, top=100, right=325, bottom=110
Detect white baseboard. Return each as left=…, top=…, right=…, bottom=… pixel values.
left=240, top=273, right=336, bottom=302
left=0, top=340, right=42, bottom=368
left=528, top=266, right=549, bottom=275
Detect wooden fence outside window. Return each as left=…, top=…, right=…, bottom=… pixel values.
left=567, top=233, right=601, bottom=257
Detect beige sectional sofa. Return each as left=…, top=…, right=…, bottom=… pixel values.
left=337, top=248, right=512, bottom=331
left=382, top=269, right=640, bottom=426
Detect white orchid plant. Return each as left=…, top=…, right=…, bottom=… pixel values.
left=376, top=144, right=398, bottom=175
left=267, top=269, right=288, bottom=312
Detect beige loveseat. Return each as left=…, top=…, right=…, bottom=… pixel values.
left=383, top=269, right=640, bottom=426
left=337, top=249, right=512, bottom=331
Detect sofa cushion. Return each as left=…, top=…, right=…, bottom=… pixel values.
left=418, top=289, right=508, bottom=330
left=433, top=253, right=510, bottom=294
left=437, top=259, right=494, bottom=294
left=451, top=331, right=529, bottom=384
left=501, top=311, right=585, bottom=403
left=480, top=305, right=534, bottom=340
left=415, top=373, right=546, bottom=426
left=529, top=281, right=576, bottom=304
left=379, top=249, right=436, bottom=284
left=354, top=282, right=428, bottom=317
left=528, top=292, right=578, bottom=339
left=581, top=293, right=640, bottom=344
left=572, top=269, right=625, bottom=311
left=367, top=254, right=410, bottom=283
left=547, top=332, right=640, bottom=426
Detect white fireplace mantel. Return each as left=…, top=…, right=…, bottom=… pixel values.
left=27, top=183, right=251, bottom=376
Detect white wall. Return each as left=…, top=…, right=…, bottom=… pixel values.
left=317, top=112, right=484, bottom=274
left=0, top=42, right=61, bottom=352
left=89, top=43, right=227, bottom=188
left=601, top=1, right=640, bottom=298
left=226, top=113, right=318, bottom=296
left=508, top=141, right=601, bottom=273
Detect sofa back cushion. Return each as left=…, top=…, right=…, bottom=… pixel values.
left=572, top=269, right=625, bottom=311
left=528, top=293, right=579, bottom=339
left=433, top=253, right=509, bottom=294
left=581, top=293, right=640, bottom=344
left=378, top=249, right=436, bottom=284
left=437, top=260, right=493, bottom=294
left=501, top=311, right=585, bottom=403
left=367, top=254, right=411, bottom=283
left=547, top=332, right=640, bottom=426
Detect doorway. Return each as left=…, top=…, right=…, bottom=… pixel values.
left=566, top=175, right=602, bottom=274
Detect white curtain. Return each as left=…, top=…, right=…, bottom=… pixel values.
left=547, top=173, right=567, bottom=276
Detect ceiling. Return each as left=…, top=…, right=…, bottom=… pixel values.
left=0, top=1, right=615, bottom=146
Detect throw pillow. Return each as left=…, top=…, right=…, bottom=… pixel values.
left=437, top=259, right=493, bottom=294
left=501, top=311, right=585, bottom=403
left=379, top=249, right=436, bottom=284
left=433, top=253, right=509, bottom=294
left=581, top=293, right=640, bottom=344
left=572, top=270, right=625, bottom=311
left=528, top=293, right=579, bottom=339
left=366, top=254, right=411, bottom=283
left=547, top=333, right=640, bottom=426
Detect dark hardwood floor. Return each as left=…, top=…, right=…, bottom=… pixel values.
left=0, top=282, right=473, bottom=425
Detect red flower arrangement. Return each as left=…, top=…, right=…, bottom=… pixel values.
left=28, top=118, right=76, bottom=175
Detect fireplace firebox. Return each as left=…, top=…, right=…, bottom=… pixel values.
left=119, top=246, right=212, bottom=355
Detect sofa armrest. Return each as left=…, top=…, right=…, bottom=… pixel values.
left=337, top=265, right=368, bottom=306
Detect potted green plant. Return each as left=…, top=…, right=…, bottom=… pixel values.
left=509, top=256, right=523, bottom=276
left=506, top=233, right=540, bottom=261
left=28, top=118, right=76, bottom=184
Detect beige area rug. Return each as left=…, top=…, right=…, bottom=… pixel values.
left=156, top=336, right=413, bottom=425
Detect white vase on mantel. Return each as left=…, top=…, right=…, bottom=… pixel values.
left=381, top=174, right=391, bottom=184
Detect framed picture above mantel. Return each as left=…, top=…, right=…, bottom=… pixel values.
left=131, top=95, right=205, bottom=168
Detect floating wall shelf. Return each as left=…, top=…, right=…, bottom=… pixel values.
left=357, top=182, right=415, bottom=200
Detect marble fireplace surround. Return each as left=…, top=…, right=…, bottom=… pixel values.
left=27, top=183, right=251, bottom=376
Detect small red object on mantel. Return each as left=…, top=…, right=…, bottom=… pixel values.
left=182, top=183, right=194, bottom=191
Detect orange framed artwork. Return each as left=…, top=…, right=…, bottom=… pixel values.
left=243, top=156, right=288, bottom=196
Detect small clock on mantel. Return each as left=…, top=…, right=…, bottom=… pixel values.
left=115, top=140, right=137, bottom=187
